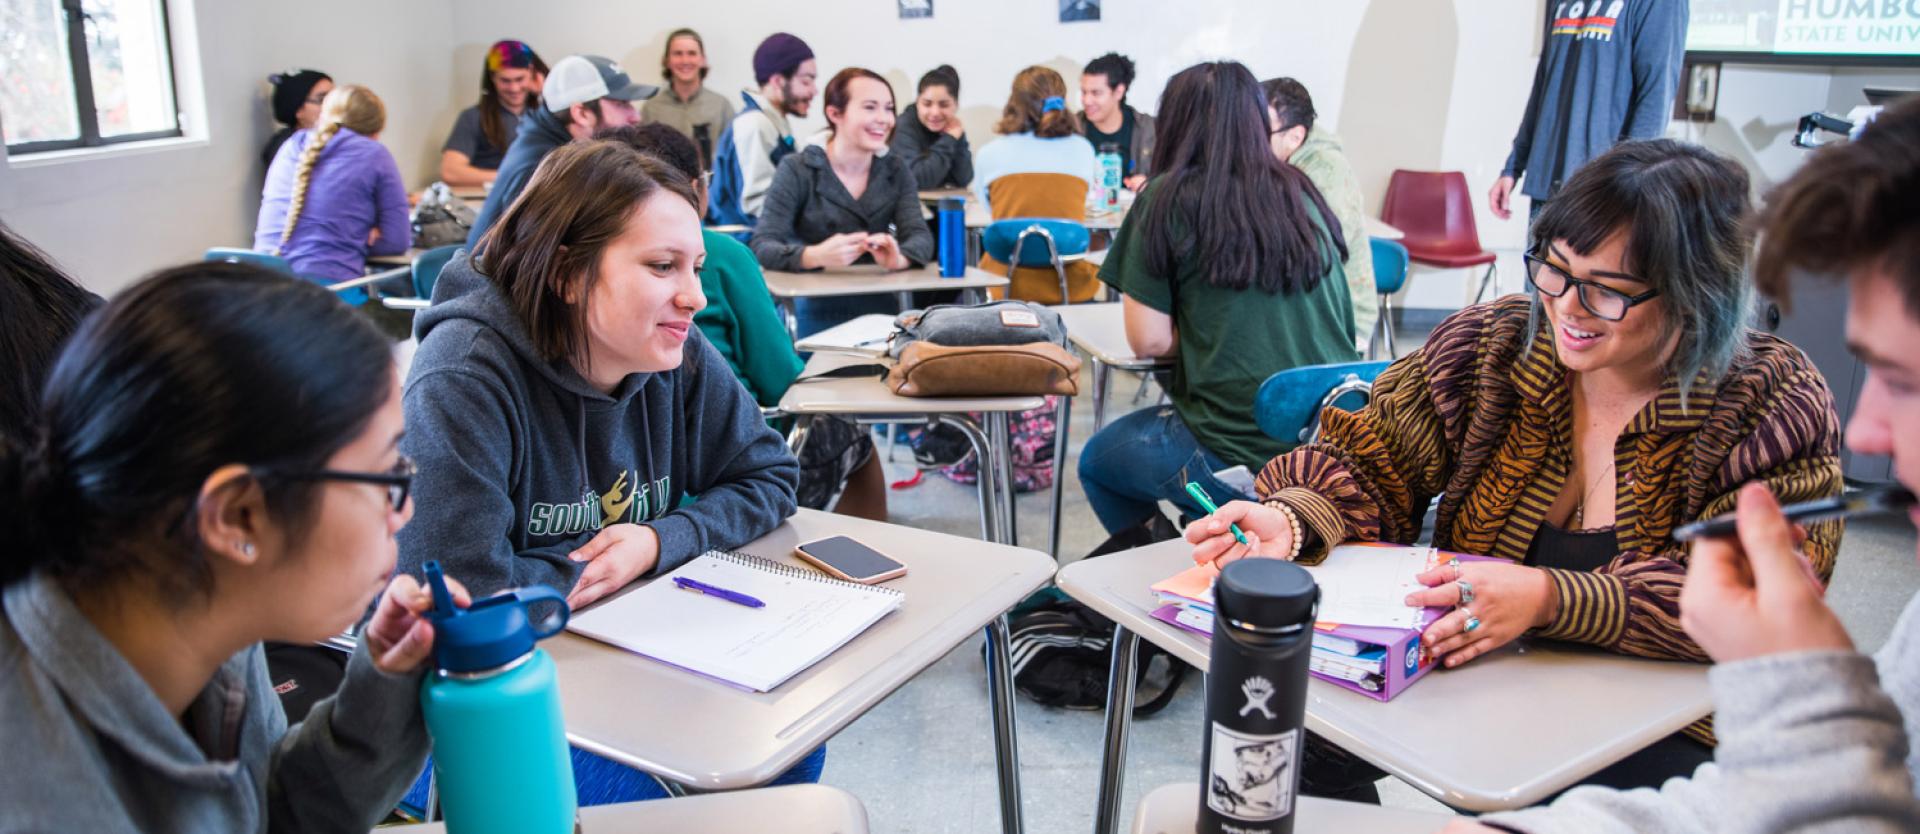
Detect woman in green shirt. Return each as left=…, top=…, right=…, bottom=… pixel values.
left=1079, top=60, right=1359, bottom=534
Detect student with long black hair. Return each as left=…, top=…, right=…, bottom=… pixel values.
left=890, top=65, right=972, bottom=189
left=0, top=221, right=99, bottom=439
left=1077, top=60, right=1358, bottom=535
left=0, top=262, right=464, bottom=830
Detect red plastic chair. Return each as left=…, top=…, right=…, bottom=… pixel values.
left=1380, top=170, right=1499, bottom=304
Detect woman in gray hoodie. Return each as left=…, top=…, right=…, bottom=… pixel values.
left=0, top=262, right=460, bottom=832
left=1449, top=97, right=1920, bottom=834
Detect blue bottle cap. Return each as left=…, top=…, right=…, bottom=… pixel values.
left=938, top=196, right=966, bottom=212
left=423, top=561, right=571, bottom=673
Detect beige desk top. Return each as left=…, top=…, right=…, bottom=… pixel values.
left=1047, top=302, right=1170, bottom=371
left=367, top=249, right=425, bottom=267
left=761, top=264, right=1006, bottom=299
left=1367, top=217, right=1406, bottom=241
left=918, top=187, right=971, bottom=203
left=966, top=202, right=1126, bottom=231
left=382, top=784, right=869, bottom=833
left=1131, top=783, right=1453, bottom=833
left=551, top=509, right=1055, bottom=790
left=1055, top=540, right=1713, bottom=813
left=779, top=353, right=1046, bottom=417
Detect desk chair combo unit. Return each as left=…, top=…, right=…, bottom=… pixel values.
left=1367, top=236, right=1412, bottom=360
left=1381, top=170, right=1501, bottom=310
left=204, top=247, right=413, bottom=302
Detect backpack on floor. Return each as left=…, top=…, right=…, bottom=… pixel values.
left=1005, top=510, right=1189, bottom=715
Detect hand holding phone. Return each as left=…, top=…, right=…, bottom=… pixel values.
left=794, top=536, right=908, bottom=584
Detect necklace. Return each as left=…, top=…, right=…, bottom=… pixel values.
left=1570, top=458, right=1617, bottom=529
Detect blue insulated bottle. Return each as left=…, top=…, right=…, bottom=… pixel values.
left=419, top=561, right=576, bottom=834
left=937, top=196, right=967, bottom=277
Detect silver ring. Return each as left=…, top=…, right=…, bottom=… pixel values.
left=1461, top=606, right=1481, bottom=632
left=1448, top=557, right=1462, bottom=581
left=1457, top=580, right=1475, bottom=606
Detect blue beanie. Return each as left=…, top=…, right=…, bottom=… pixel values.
left=753, top=33, right=814, bottom=86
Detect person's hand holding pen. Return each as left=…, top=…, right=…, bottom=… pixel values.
left=1680, top=482, right=1852, bottom=663
left=865, top=222, right=911, bottom=270
left=1183, top=500, right=1298, bottom=569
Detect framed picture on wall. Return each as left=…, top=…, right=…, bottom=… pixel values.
left=1060, top=0, right=1100, bottom=23
left=900, top=0, right=932, bottom=19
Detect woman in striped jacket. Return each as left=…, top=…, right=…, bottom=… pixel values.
left=1187, top=138, right=1844, bottom=800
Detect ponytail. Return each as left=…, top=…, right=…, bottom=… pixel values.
left=274, top=85, right=387, bottom=256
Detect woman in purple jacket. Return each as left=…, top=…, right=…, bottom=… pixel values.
left=255, top=85, right=411, bottom=315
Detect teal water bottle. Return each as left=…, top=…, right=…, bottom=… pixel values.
left=1097, top=142, right=1123, bottom=208
left=419, top=561, right=576, bottom=834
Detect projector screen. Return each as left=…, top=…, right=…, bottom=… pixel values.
left=1688, top=0, right=1920, bottom=62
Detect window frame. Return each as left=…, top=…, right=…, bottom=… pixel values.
left=4, top=0, right=185, bottom=155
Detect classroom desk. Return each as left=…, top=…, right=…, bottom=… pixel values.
left=1056, top=539, right=1713, bottom=831
left=1047, top=302, right=1171, bottom=432
left=382, top=784, right=870, bottom=833
left=550, top=509, right=1054, bottom=834
left=918, top=186, right=971, bottom=204
left=1366, top=217, right=1406, bottom=241
left=761, top=263, right=1007, bottom=337
left=966, top=201, right=1126, bottom=231
left=1129, top=783, right=1455, bottom=834
left=778, top=350, right=1072, bottom=559
left=367, top=249, right=427, bottom=268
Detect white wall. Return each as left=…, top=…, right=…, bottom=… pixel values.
left=0, top=0, right=456, bottom=297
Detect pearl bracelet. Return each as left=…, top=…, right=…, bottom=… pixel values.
left=1268, top=500, right=1304, bottom=561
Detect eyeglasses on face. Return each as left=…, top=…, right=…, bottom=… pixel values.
left=259, top=455, right=415, bottom=512
left=1523, top=253, right=1660, bottom=322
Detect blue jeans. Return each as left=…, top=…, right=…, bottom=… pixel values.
left=1078, top=405, right=1245, bottom=534
left=400, top=744, right=827, bottom=813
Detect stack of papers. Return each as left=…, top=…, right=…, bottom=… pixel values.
left=1150, top=543, right=1443, bottom=633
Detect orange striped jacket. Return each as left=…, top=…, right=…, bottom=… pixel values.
left=1257, top=296, right=1844, bottom=664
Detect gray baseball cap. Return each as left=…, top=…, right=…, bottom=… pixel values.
left=545, top=54, right=659, bottom=112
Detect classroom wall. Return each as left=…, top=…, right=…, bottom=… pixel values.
left=0, top=0, right=457, bottom=296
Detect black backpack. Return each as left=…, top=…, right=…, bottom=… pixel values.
left=1004, top=509, right=1190, bottom=716
left=1007, top=595, right=1188, bottom=715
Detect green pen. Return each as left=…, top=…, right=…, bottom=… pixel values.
left=1185, top=481, right=1249, bottom=546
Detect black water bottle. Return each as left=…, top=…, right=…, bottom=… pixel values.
left=1199, top=558, right=1319, bottom=834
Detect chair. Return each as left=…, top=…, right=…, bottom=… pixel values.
left=1367, top=237, right=1411, bottom=360
left=979, top=172, right=1101, bottom=303
left=1379, top=171, right=1499, bottom=307
left=983, top=218, right=1091, bottom=306
left=1253, top=360, right=1391, bottom=445
left=204, top=247, right=293, bottom=274
left=382, top=244, right=462, bottom=312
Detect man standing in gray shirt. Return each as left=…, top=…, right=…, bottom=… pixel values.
left=1489, top=0, right=1687, bottom=224
left=644, top=28, right=736, bottom=169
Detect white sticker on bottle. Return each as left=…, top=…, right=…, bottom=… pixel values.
left=1206, top=723, right=1299, bottom=823
left=999, top=309, right=1041, bottom=328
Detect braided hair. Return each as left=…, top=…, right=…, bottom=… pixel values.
left=276, top=85, right=386, bottom=255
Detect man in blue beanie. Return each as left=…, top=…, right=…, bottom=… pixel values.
left=713, top=33, right=818, bottom=222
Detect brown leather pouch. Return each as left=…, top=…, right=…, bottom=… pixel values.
left=886, top=341, right=1082, bottom=397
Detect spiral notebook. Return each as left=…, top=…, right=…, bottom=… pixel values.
left=566, top=550, right=905, bottom=692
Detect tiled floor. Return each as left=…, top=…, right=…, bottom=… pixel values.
left=810, top=328, right=1920, bottom=832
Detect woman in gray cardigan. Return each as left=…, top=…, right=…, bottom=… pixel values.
left=750, top=67, right=933, bottom=337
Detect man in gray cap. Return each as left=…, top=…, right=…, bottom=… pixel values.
left=710, top=33, right=817, bottom=224
left=467, top=54, right=658, bottom=248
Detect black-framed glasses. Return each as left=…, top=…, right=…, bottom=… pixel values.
left=1524, top=253, right=1660, bottom=322
left=261, top=455, right=415, bottom=512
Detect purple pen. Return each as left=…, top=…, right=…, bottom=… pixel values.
left=672, top=576, right=766, bottom=608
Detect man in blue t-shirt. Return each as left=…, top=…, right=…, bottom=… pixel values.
left=1489, top=0, right=1687, bottom=224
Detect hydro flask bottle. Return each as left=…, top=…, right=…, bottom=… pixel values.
left=418, top=561, right=577, bottom=834
left=938, top=196, right=967, bottom=277
left=1199, top=558, right=1319, bottom=834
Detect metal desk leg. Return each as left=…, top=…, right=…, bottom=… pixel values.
left=1047, top=394, right=1072, bottom=561
left=1093, top=625, right=1140, bottom=834
left=937, top=415, right=998, bottom=543
left=779, top=297, right=799, bottom=340
left=1091, top=361, right=1111, bottom=433
left=895, top=290, right=914, bottom=313
left=986, top=614, right=1026, bottom=834
left=785, top=414, right=814, bottom=454
left=986, top=411, right=1018, bottom=546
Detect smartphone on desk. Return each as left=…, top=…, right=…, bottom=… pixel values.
left=794, top=536, right=908, bottom=584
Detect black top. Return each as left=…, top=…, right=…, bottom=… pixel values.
left=1525, top=520, right=1618, bottom=573
left=1085, top=108, right=1136, bottom=176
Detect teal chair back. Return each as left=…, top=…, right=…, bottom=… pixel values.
left=1254, top=360, right=1391, bottom=445
left=205, top=247, right=293, bottom=274
left=983, top=218, right=1090, bottom=267
left=1370, top=237, right=1410, bottom=295
left=411, top=245, right=462, bottom=301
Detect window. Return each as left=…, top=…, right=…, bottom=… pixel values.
left=1, top=0, right=182, bottom=154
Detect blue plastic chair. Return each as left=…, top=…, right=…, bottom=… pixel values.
left=410, top=244, right=461, bottom=301
left=1253, top=360, right=1391, bottom=445
left=1367, top=236, right=1411, bottom=360
left=204, top=247, right=294, bottom=274
left=983, top=218, right=1091, bottom=305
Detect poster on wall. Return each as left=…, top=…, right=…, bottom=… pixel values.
left=1688, top=0, right=1920, bottom=57
left=1061, top=0, right=1101, bottom=23
left=900, top=0, right=932, bottom=19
